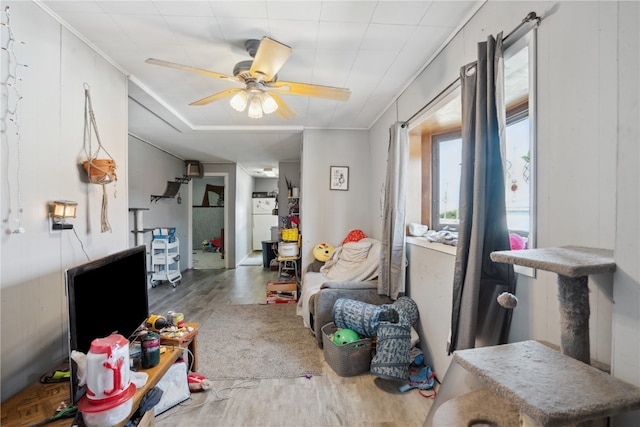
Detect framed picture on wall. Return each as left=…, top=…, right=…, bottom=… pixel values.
left=330, top=166, right=349, bottom=191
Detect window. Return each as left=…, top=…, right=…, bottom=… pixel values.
left=428, top=104, right=530, bottom=235
left=432, top=131, right=462, bottom=230
left=409, top=27, right=537, bottom=273
left=504, top=110, right=531, bottom=235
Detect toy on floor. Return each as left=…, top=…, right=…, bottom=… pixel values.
left=202, top=238, right=222, bottom=253
left=188, top=373, right=211, bottom=392
left=399, top=365, right=436, bottom=397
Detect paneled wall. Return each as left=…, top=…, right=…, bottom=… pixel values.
left=1, top=1, right=128, bottom=399
left=192, top=208, right=224, bottom=250
left=368, top=6, right=639, bottom=427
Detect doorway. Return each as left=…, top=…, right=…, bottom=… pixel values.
left=190, top=175, right=227, bottom=269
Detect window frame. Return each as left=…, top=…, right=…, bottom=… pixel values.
left=411, top=27, right=537, bottom=276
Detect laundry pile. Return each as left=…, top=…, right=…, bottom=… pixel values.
left=331, top=297, right=436, bottom=396
left=425, top=228, right=458, bottom=246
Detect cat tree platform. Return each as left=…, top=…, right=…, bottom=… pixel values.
left=431, top=246, right=638, bottom=426
left=490, top=245, right=615, bottom=364
left=453, top=340, right=640, bottom=426
left=432, top=386, right=520, bottom=426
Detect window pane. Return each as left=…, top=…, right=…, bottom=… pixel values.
left=434, top=135, right=462, bottom=229
left=505, top=117, right=530, bottom=235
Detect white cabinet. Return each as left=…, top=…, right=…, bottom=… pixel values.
left=151, top=238, right=181, bottom=288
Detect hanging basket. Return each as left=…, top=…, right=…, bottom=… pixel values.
left=83, top=158, right=117, bottom=185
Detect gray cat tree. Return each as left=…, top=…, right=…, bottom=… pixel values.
left=430, top=246, right=640, bottom=426
left=490, top=245, right=615, bottom=364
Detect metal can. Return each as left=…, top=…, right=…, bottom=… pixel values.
left=168, top=311, right=184, bottom=327
left=141, top=332, right=160, bottom=369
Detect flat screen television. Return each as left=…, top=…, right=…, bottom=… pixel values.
left=65, top=245, right=149, bottom=404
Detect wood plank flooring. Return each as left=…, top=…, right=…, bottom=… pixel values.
left=148, top=265, right=433, bottom=427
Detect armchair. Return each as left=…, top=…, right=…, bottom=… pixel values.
left=296, top=237, right=393, bottom=347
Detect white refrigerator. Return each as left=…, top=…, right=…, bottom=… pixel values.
left=252, top=198, right=278, bottom=251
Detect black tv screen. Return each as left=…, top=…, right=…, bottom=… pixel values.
left=65, top=245, right=149, bottom=404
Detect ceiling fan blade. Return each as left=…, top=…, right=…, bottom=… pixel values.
left=269, top=81, right=351, bottom=101
left=146, top=58, right=240, bottom=83
left=190, top=88, right=244, bottom=106
left=250, top=37, right=293, bottom=82
left=269, top=93, right=296, bottom=120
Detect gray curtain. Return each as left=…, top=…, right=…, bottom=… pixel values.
left=447, top=34, right=516, bottom=354
left=379, top=122, right=408, bottom=299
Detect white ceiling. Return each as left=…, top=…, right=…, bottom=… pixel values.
left=39, top=0, right=482, bottom=177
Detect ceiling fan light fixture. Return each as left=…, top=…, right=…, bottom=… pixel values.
left=148, top=37, right=349, bottom=121
left=247, top=94, right=263, bottom=119
left=261, top=92, right=278, bottom=114
left=229, top=90, right=248, bottom=112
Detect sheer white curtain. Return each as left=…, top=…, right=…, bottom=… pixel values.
left=379, top=122, right=408, bottom=299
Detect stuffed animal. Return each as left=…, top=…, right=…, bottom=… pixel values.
left=313, top=243, right=334, bottom=262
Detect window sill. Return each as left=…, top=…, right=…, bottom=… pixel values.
left=406, top=236, right=457, bottom=256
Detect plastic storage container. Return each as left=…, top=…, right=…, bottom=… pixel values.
left=278, top=242, right=299, bottom=257
left=262, top=240, right=277, bottom=268
left=153, top=227, right=176, bottom=242
left=281, top=228, right=298, bottom=242
left=321, top=322, right=372, bottom=377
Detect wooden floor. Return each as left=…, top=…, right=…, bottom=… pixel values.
left=148, top=264, right=433, bottom=427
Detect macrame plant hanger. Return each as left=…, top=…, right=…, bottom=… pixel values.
left=82, top=83, right=117, bottom=233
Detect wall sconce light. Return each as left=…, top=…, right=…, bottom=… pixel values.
left=50, top=200, right=77, bottom=230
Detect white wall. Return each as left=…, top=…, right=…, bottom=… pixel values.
left=254, top=177, right=278, bottom=194
left=300, top=129, right=372, bottom=270
left=611, top=2, right=640, bottom=413
left=1, top=1, right=128, bottom=398
left=128, top=136, right=189, bottom=269
left=405, top=243, right=456, bottom=377
left=369, top=2, right=639, bottom=424
left=235, top=166, right=254, bottom=265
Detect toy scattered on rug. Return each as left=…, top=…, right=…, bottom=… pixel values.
left=188, top=373, right=211, bottom=392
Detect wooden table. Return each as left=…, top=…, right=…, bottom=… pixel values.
left=1, top=346, right=182, bottom=427
left=159, top=322, right=199, bottom=373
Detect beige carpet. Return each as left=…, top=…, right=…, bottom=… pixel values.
left=196, top=303, right=322, bottom=380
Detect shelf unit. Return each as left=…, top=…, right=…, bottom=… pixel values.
left=286, top=196, right=300, bottom=228
left=151, top=238, right=181, bottom=288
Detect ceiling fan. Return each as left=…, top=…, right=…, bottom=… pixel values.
left=146, top=36, right=351, bottom=120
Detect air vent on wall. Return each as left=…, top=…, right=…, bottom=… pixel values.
left=185, top=160, right=203, bottom=178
